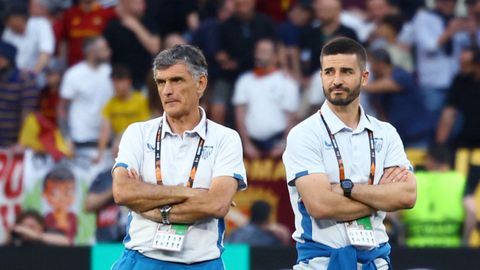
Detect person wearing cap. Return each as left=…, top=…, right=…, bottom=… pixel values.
left=0, top=40, right=39, bottom=148
left=283, top=37, right=416, bottom=269
left=111, top=44, right=247, bottom=269
left=364, top=48, right=433, bottom=148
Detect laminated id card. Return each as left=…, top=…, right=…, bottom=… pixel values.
left=152, top=224, right=189, bottom=251
left=345, top=216, right=376, bottom=248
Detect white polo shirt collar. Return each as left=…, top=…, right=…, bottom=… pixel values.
left=161, top=107, right=207, bottom=139
left=320, top=102, right=374, bottom=135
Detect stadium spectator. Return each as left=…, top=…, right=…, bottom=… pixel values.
left=191, top=0, right=235, bottom=84
left=361, top=0, right=399, bottom=42
left=146, top=0, right=199, bottom=38
left=103, top=0, right=160, bottom=89
left=94, top=65, right=149, bottom=164
left=436, top=48, right=480, bottom=148
left=227, top=200, right=290, bottom=246
left=212, top=0, right=277, bottom=126
left=18, top=59, right=71, bottom=161
left=57, top=36, right=113, bottom=161
left=437, top=48, right=480, bottom=246
left=277, top=0, right=313, bottom=83
left=409, top=0, right=467, bottom=124
left=0, top=40, right=39, bottom=148
left=364, top=48, right=432, bottom=148
left=2, top=4, right=55, bottom=77
left=299, top=0, right=358, bottom=76
left=233, top=38, right=299, bottom=159
left=401, top=145, right=466, bottom=247
left=54, top=0, right=116, bottom=66
left=85, top=170, right=125, bottom=242
left=256, top=0, right=294, bottom=23
left=9, top=210, right=70, bottom=246
left=371, top=14, right=414, bottom=72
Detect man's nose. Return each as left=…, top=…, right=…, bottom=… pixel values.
left=333, top=74, right=343, bottom=86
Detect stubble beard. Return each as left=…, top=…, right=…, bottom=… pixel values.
left=323, top=84, right=361, bottom=106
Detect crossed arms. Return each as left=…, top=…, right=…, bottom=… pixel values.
left=295, top=166, right=417, bottom=222
left=112, top=167, right=238, bottom=224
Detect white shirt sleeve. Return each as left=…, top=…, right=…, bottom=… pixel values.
left=113, top=123, right=144, bottom=172
left=281, top=77, right=300, bottom=112
left=231, top=74, right=249, bottom=105
left=211, top=130, right=247, bottom=190
left=412, top=11, right=442, bottom=52
left=383, top=124, right=412, bottom=171
left=59, top=69, right=77, bottom=99
left=34, top=18, right=55, bottom=54
left=283, top=124, right=326, bottom=185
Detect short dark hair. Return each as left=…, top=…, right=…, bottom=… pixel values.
left=320, top=37, right=367, bottom=70
left=152, top=44, right=208, bottom=80
left=381, top=15, right=404, bottom=35
left=369, top=48, right=392, bottom=65
left=5, top=4, right=28, bottom=19
left=250, top=200, right=271, bottom=224
left=427, top=145, right=452, bottom=165
left=43, top=166, right=75, bottom=190
left=16, top=210, right=45, bottom=231
left=111, top=64, right=132, bottom=80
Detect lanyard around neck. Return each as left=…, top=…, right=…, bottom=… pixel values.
left=155, top=119, right=207, bottom=187
left=320, top=112, right=376, bottom=185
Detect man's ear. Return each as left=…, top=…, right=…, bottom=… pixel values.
left=361, top=70, right=369, bottom=86
left=197, top=74, right=208, bottom=97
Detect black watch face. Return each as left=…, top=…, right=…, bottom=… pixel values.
left=342, top=180, right=353, bottom=189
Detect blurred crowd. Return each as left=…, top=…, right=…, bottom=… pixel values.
left=1, top=0, right=480, bottom=248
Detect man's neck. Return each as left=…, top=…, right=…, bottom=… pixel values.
left=326, top=100, right=361, bottom=130
left=86, top=59, right=100, bottom=69
left=166, top=108, right=202, bottom=136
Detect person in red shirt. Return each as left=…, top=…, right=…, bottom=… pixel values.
left=54, top=0, right=116, bottom=66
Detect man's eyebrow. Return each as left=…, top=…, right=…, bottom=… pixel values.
left=155, top=76, right=185, bottom=82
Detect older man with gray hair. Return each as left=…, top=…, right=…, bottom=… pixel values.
left=111, top=44, right=247, bottom=270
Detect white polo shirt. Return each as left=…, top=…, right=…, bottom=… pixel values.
left=283, top=103, right=411, bottom=249
left=113, top=108, right=247, bottom=264
left=2, top=17, right=54, bottom=70
left=411, top=9, right=457, bottom=89
left=60, top=62, right=113, bottom=143
left=232, top=70, right=300, bottom=140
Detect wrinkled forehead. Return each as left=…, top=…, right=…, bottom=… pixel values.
left=321, top=53, right=362, bottom=70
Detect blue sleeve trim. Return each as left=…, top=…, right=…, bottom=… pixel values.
left=295, top=170, right=309, bottom=178
left=233, top=173, right=247, bottom=190
left=113, top=162, right=128, bottom=169
left=289, top=170, right=309, bottom=186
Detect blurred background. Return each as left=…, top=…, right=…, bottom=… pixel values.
left=1, top=0, right=480, bottom=269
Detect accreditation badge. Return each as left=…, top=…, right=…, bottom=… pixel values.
left=152, top=223, right=189, bottom=251
left=345, top=216, right=376, bottom=248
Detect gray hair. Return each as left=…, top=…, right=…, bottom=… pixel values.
left=152, top=44, right=208, bottom=81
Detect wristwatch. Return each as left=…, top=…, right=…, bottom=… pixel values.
left=160, top=205, right=172, bottom=225
left=340, top=179, right=354, bottom=198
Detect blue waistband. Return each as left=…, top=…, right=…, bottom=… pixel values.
left=297, top=240, right=392, bottom=270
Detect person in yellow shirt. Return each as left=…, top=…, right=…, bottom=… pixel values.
left=93, top=65, right=150, bottom=163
